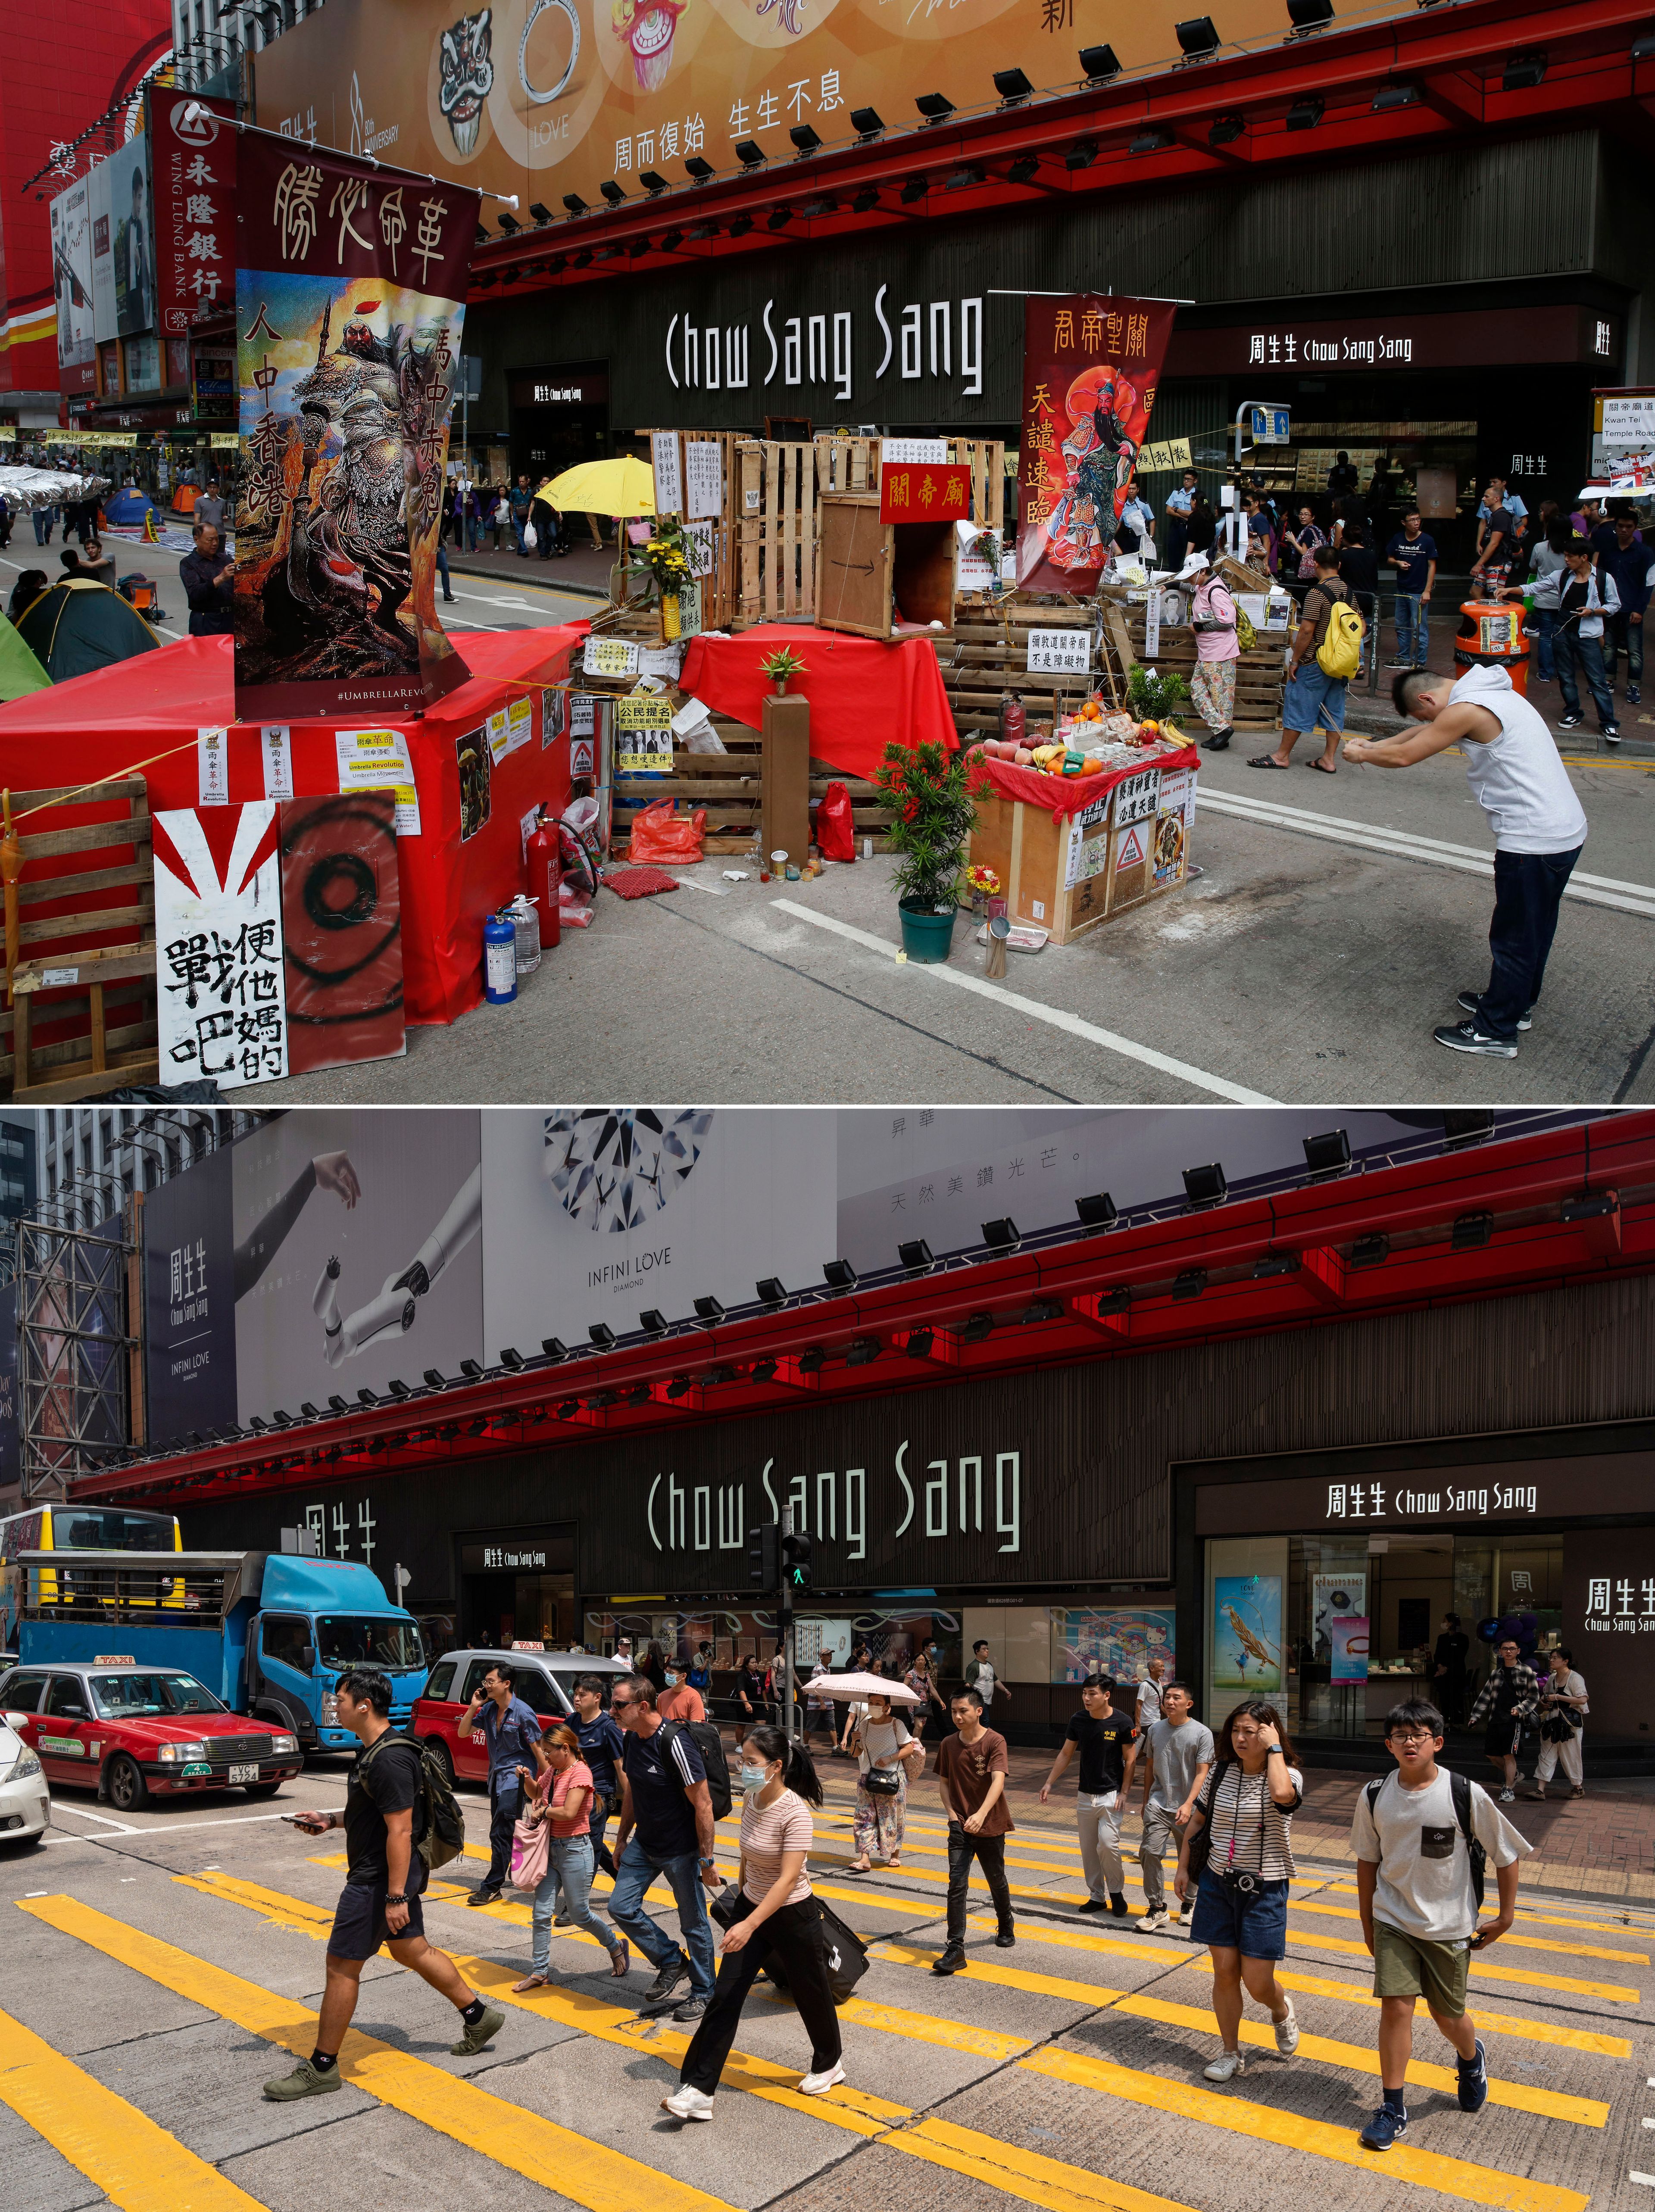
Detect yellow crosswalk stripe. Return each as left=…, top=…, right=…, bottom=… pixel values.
left=894, top=2114, right=1202, bottom=2212
left=1020, top=2046, right=1592, bottom=2212
left=1274, top=1924, right=1639, bottom=2001
left=0, top=2003, right=265, bottom=2212
left=19, top=1896, right=737, bottom=2212
left=873, top=1937, right=1132, bottom=2009
left=1287, top=1896, right=1648, bottom=1965
left=1323, top=1878, right=1655, bottom=1939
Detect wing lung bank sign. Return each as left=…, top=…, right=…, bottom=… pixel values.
left=250, top=0, right=1283, bottom=242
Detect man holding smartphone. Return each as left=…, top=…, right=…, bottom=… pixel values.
left=263, top=1668, right=503, bottom=2101
left=459, top=1660, right=544, bottom=1905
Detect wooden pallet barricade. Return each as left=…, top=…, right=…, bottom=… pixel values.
left=940, top=601, right=1105, bottom=739
left=737, top=439, right=817, bottom=626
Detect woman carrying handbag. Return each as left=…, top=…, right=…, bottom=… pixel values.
left=509, top=1725, right=630, bottom=1990
left=848, top=1691, right=924, bottom=1871
left=661, top=1728, right=843, bottom=2122
left=904, top=1650, right=946, bottom=1747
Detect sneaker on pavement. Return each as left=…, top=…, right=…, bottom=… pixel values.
left=644, top=1954, right=690, bottom=2003
left=1203, top=2049, right=1246, bottom=2083
left=553, top=1910, right=571, bottom=1927
left=1140, top=1908, right=1169, bottom=1932
left=1077, top=1897, right=1109, bottom=1914
left=661, top=2084, right=715, bottom=2122
left=467, top=1887, right=501, bottom=1908
left=262, top=2058, right=341, bottom=2102
left=1360, top=2105, right=1408, bottom=2151
left=1629, top=685, right=1642, bottom=705
left=1499, top=1787, right=1516, bottom=1803
left=799, top=2063, right=846, bottom=2096
left=1433, top=1020, right=1517, bottom=1058
left=931, top=1945, right=967, bottom=1976
left=1274, top=1997, right=1300, bottom=2058
left=1604, top=723, right=1621, bottom=743
left=1458, top=990, right=1531, bottom=1030
left=450, top=2004, right=506, bottom=2057
left=1458, top=2037, right=1489, bottom=2113
left=1558, top=712, right=1584, bottom=730
left=672, top=1996, right=708, bottom=2024
left=1109, top=1893, right=1129, bottom=1919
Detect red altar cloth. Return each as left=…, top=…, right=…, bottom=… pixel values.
left=971, top=742, right=1196, bottom=819
left=678, top=624, right=959, bottom=780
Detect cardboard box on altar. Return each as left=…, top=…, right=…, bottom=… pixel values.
left=969, top=752, right=1199, bottom=947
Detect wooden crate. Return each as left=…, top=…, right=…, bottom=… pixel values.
left=3, top=776, right=158, bottom=1100
left=637, top=428, right=743, bottom=631
left=814, top=434, right=1006, bottom=537
left=940, top=602, right=1110, bottom=739
left=737, top=440, right=817, bottom=625
left=968, top=759, right=1195, bottom=946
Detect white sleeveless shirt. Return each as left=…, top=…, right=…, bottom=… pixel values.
left=1449, top=665, right=1588, bottom=855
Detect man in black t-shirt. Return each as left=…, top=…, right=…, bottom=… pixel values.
left=1038, top=1674, right=1139, bottom=1917
left=264, top=1669, right=504, bottom=2101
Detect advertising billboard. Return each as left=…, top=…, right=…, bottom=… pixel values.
left=50, top=175, right=96, bottom=387
left=142, top=1142, right=239, bottom=1444
left=149, top=90, right=239, bottom=335
left=250, top=0, right=1284, bottom=235
left=107, top=128, right=157, bottom=337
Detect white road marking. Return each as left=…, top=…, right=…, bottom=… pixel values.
left=769, top=898, right=1277, bottom=1104
left=48, top=1803, right=139, bottom=1834
left=1629, top=2172, right=1655, bottom=2187
left=1200, top=789, right=1655, bottom=918
left=663, top=872, right=726, bottom=894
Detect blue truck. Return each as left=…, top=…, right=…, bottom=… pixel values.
left=15, top=1548, right=428, bottom=1753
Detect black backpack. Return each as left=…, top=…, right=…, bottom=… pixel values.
left=656, top=1716, right=732, bottom=1821
left=359, top=1732, right=467, bottom=1872
left=1366, top=1769, right=1485, bottom=1908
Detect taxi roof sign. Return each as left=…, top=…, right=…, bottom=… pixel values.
left=93, top=1654, right=137, bottom=1664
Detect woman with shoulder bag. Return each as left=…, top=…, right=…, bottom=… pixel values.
left=1175, top=1699, right=1304, bottom=2081
left=1527, top=1647, right=1588, bottom=1800
left=848, top=1691, right=925, bottom=1871
left=905, top=1649, right=946, bottom=1746
left=661, top=1727, right=844, bottom=2122
left=510, top=1725, right=630, bottom=1989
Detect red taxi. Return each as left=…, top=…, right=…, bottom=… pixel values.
left=0, top=1659, right=303, bottom=1814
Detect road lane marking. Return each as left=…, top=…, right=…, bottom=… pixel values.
left=19, top=1896, right=739, bottom=2212
left=1198, top=789, right=1655, bottom=919
left=1021, top=2046, right=1592, bottom=2212
left=874, top=1937, right=1131, bottom=2008
left=1273, top=1924, right=1638, bottom=2000
left=893, top=2115, right=1201, bottom=2212
left=0, top=2003, right=264, bottom=2210
left=1287, top=1897, right=1648, bottom=1964
left=768, top=899, right=1277, bottom=1104
left=44, top=1803, right=139, bottom=1833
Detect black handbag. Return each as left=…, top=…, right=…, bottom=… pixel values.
left=861, top=1766, right=902, bottom=1797
left=709, top=1880, right=745, bottom=1929
left=763, top=1900, right=870, bottom=2006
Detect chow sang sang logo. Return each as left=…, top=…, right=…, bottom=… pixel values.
left=645, top=1439, right=1023, bottom=1562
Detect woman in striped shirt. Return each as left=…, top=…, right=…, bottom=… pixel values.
left=1174, top=1699, right=1304, bottom=2082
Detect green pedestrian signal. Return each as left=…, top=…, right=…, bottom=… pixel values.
left=781, top=1529, right=812, bottom=1589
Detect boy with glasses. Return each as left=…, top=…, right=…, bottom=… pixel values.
left=1349, top=1698, right=1529, bottom=2152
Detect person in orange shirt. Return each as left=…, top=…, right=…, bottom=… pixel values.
left=657, top=1660, right=706, bottom=1725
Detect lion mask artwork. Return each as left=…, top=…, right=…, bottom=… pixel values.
left=1039, top=364, right=1149, bottom=578
left=439, top=9, right=495, bottom=155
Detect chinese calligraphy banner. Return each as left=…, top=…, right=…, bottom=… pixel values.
left=233, top=131, right=481, bottom=720
left=154, top=802, right=289, bottom=1090
left=879, top=463, right=970, bottom=525
left=1016, top=295, right=1179, bottom=595
left=149, top=89, right=239, bottom=337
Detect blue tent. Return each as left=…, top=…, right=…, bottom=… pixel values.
left=102, top=487, right=162, bottom=530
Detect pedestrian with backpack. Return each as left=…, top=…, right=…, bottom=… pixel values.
left=1179, top=536, right=1242, bottom=753
left=608, top=1673, right=721, bottom=2022
left=1252, top=542, right=1360, bottom=774
left=1350, top=1697, right=1531, bottom=2152
left=265, top=1669, right=503, bottom=2100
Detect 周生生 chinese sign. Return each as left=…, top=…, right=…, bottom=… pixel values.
left=232, top=133, right=480, bottom=720
left=1016, top=295, right=1178, bottom=595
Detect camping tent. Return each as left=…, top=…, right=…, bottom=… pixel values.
left=0, top=616, right=50, bottom=700
left=14, top=576, right=160, bottom=683
left=103, top=487, right=162, bottom=530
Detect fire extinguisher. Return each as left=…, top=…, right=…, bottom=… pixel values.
left=525, top=804, right=561, bottom=949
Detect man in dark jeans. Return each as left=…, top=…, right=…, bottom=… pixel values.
left=932, top=1688, right=1015, bottom=1975
left=609, top=1674, right=719, bottom=2022
left=180, top=521, right=234, bottom=635
left=264, top=1668, right=503, bottom=2100
left=571, top=1672, right=625, bottom=1878
left=458, top=1661, right=542, bottom=1905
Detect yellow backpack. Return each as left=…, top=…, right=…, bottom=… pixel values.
left=1315, top=592, right=1364, bottom=681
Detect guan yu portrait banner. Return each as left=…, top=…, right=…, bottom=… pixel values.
left=1016, top=296, right=1179, bottom=595
left=233, top=133, right=480, bottom=719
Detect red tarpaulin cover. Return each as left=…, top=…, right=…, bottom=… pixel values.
left=971, top=743, right=1197, bottom=818
left=0, top=627, right=585, bottom=1028
left=679, top=625, right=959, bottom=780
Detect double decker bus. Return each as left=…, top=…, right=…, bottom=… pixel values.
left=0, top=1504, right=182, bottom=1649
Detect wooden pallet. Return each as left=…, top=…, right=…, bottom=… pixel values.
left=1117, top=609, right=1290, bottom=730
left=2, top=777, right=158, bottom=1100
left=940, top=603, right=1110, bottom=738
left=611, top=713, right=896, bottom=857
left=737, top=440, right=817, bottom=627
left=814, top=434, right=1008, bottom=538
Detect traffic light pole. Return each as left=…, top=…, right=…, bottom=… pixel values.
left=780, top=1502, right=796, bottom=1744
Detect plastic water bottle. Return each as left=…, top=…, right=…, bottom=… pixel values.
left=509, top=892, right=541, bottom=976
left=483, top=911, right=517, bottom=1003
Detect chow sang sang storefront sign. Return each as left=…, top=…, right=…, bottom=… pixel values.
left=666, top=286, right=984, bottom=405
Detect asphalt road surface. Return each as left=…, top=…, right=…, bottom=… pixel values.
left=248, top=734, right=1655, bottom=1108
left=4, top=1753, right=1652, bottom=2212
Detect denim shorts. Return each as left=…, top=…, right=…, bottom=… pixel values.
left=1282, top=658, right=1347, bottom=734
left=1188, top=1866, right=1290, bottom=1959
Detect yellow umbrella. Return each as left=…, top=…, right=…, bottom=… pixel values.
left=539, top=456, right=656, bottom=516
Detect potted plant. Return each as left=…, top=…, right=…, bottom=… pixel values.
left=874, top=739, right=983, bottom=963
left=1127, top=661, right=1190, bottom=733
left=638, top=517, right=694, bottom=636
left=759, top=644, right=809, bottom=696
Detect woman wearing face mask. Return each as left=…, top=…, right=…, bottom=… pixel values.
left=904, top=1649, right=946, bottom=1747
left=510, top=1725, right=630, bottom=1990
left=661, top=1727, right=842, bottom=2122
left=847, top=1691, right=925, bottom=1872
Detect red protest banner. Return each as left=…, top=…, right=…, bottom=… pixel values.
left=232, top=132, right=480, bottom=720
left=880, top=462, right=971, bottom=524
left=1015, top=296, right=1178, bottom=594
left=147, top=90, right=238, bottom=337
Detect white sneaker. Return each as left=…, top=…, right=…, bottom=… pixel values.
left=798, top=2063, right=846, bottom=2096
left=1204, top=2049, right=1246, bottom=2082
left=1499, top=1788, right=1515, bottom=1803
left=1141, top=1908, right=1168, bottom=1932
left=1274, top=1998, right=1299, bottom=2058
left=661, top=2084, right=715, bottom=2122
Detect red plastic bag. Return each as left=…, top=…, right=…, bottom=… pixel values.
left=818, top=780, right=856, bottom=862
left=628, top=797, right=706, bottom=863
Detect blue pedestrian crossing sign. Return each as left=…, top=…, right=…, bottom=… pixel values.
left=1249, top=405, right=1292, bottom=445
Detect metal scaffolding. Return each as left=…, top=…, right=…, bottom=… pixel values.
left=17, top=1217, right=133, bottom=1501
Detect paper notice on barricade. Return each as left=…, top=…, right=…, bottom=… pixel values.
left=336, top=727, right=421, bottom=836
left=260, top=724, right=294, bottom=800
left=197, top=726, right=230, bottom=805
left=506, top=696, right=534, bottom=756
left=487, top=707, right=509, bottom=764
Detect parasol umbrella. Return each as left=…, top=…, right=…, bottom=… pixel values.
left=540, top=456, right=656, bottom=517
left=802, top=1671, right=921, bottom=1702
